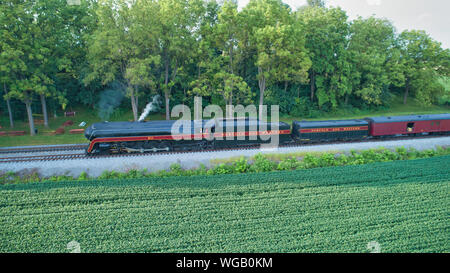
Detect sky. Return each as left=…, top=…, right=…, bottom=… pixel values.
left=237, top=0, right=450, bottom=49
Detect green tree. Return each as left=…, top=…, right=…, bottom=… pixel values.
left=0, top=0, right=19, bottom=127
left=31, top=0, right=93, bottom=127
left=158, top=0, right=204, bottom=120
left=307, top=0, right=326, bottom=7
left=85, top=0, right=160, bottom=121
left=0, top=0, right=51, bottom=135
left=298, top=6, right=351, bottom=108
left=347, top=17, right=398, bottom=105
left=57, top=0, right=99, bottom=111
left=1, top=0, right=94, bottom=133
left=398, top=30, right=450, bottom=105
left=189, top=0, right=219, bottom=101
left=272, top=19, right=311, bottom=98
left=0, top=32, right=19, bottom=128
left=241, top=0, right=306, bottom=117
left=1, top=83, right=14, bottom=128
left=190, top=0, right=251, bottom=115
left=436, top=77, right=450, bottom=106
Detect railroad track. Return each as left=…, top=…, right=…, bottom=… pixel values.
left=0, top=153, right=86, bottom=163
left=0, top=134, right=448, bottom=164
left=0, top=144, right=88, bottom=154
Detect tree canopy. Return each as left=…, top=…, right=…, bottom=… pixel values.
left=0, top=0, right=449, bottom=134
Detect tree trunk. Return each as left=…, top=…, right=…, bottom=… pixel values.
left=129, top=87, right=138, bottom=121
left=258, top=67, right=266, bottom=119
left=40, top=94, right=49, bottom=127
left=135, top=94, right=139, bottom=114
left=164, top=89, right=170, bottom=120
left=310, top=71, right=315, bottom=101
left=226, top=96, right=233, bottom=118
left=164, top=51, right=170, bottom=121
left=284, top=81, right=288, bottom=93
left=403, top=79, right=410, bottom=105
left=25, top=99, right=36, bottom=136
left=345, top=93, right=349, bottom=105
left=132, top=97, right=138, bottom=121
left=4, top=83, right=14, bottom=128
left=6, top=98, right=14, bottom=128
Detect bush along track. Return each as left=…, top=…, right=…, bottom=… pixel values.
left=1, top=146, right=449, bottom=184
left=0, top=156, right=449, bottom=252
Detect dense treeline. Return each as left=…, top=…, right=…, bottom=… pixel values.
left=1, top=0, right=449, bottom=135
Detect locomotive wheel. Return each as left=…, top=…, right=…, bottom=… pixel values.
left=199, top=141, right=213, bottom=151
left=158, top=141, right=172, bottom=152
left=89, top=143, right=109, bottom=155
left=120, top=140, right=172, bottom=153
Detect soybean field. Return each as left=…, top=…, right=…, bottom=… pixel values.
left=1, top=156, right=449, bottom=253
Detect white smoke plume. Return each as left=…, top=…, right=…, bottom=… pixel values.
left=138, top=95, right=162, bottom=122
left=97, top=81, right=125, bottom=121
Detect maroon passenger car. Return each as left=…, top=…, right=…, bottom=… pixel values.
left=365, top=114, right=450, bottom=137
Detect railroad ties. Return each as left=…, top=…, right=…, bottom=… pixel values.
left=0, top=134, right=447, bottom=164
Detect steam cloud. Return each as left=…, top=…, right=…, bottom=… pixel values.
left=138, top=95, right=162, bottom=122
left=97, top=81, right=125, bottom=121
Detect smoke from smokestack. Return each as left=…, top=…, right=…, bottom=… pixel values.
left=138, top=95, right=162, bottom=122
left=97, top=81, right=125, bottom=121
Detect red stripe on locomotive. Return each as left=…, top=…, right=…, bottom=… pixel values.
left=87, top=130, right=292, bottom=153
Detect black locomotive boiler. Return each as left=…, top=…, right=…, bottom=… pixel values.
left=84, top=118, right=291, bottom=154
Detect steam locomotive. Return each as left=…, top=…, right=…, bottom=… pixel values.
left=84, top=114, right=450, bottom=154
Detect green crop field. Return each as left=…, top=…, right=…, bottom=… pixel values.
left=1, top=156, right=449, bottom=253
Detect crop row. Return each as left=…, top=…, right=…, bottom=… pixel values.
left=0, top=156, right=449, bottom=252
